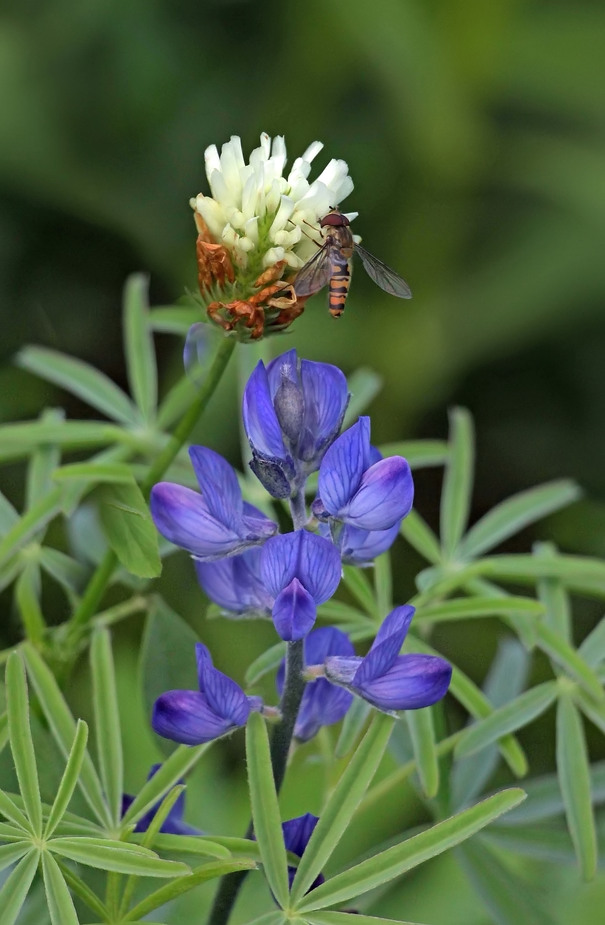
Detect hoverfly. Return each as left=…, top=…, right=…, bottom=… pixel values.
left=294, top=209, right=412, bottom=317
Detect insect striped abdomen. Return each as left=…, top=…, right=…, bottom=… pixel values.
left=328, top=254, right=351, bottom=318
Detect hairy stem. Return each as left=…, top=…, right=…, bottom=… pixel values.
left=208, top=639, right=306, bottom=925
left=64, top=335, right=236, bottom=651
left=289, top=490, right=307, bottom=531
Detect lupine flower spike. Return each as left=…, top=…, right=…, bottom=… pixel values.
left=152, top=643, right=263, bottom=745
left=150, top=446, right=277, bottom=562
left=323, top=605, right=452, bottom=714
left=243, top=348, right=349, bottom=498
left=121, top=764, right=201, bottom=835
left=190, top=133, right=354, bottom=339
left=277, top=627, right=354, bottom=741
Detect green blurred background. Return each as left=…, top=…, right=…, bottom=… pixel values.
left=1, top=0, right=605, bottom=922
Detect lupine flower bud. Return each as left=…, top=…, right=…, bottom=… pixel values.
left=152, top=643, right=263, bottom=745
left=277, top=627, right=354, bottom=741
left=121, top=764, right=200, bottom=835
left=313, top=417, right=413, bottom=531
left=323, top=606, right=452, bottom=714
left=243, top=349, right=349, bottom=498
left=194, top=547, right=272, bottom=618
left=282, top=813, right=324, bottom=891
left=150, top=446, right=277, bottom=562
left=260, top=531, right=342, bottom=641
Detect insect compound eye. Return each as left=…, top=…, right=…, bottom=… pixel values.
left=320, top=211, right=348, bottom=228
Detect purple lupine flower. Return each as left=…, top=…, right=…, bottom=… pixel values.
left=323, top=605, right=452, bottom=714
left=282, top=813, right=324, bottom=891
left=312, top=417, right=413, bottom=532
left=150, top=446, right=277, bottom=562
left=152, top=643, right=263, bottom=745
left=260, top=531, right=342, bottom=641
left=335, top=521, right=402, bottom=566
left=243, top=349, right=349, bottom=498
left=277, top=627, right=354, bottom=741
left=121, top=764, right=201, bottom=835
left=194, top=547, right=272, bottom=618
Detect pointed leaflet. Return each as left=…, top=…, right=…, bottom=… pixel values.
left=246, top=711, right=289, bottom=909
left=400, top=509, right=441, bottom=564
left=99, top=481, right=161, bottom=578
left=439, top=407, right=474, bottom=561
left=48, top=837, right=190, bottom=877
left=42, top=852, right=80, bottom=925
left=556, top=693, right=597, bottom=879
left=45, top=720, right=89, bottom=838
left=123, top=274, right=158, bottom=423
left=294, top=789, right=526, bottom=914
left=0, top=849, right=40, bottom=925
left=406, top=706, right=439, bottom=798
left=91, top=629, right=123, bottom=825
left=6, top=653, right=41, bottom=836
left=16, top=345, right=140, bottom=426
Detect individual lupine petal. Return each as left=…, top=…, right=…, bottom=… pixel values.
left=194, top=548, right=271, bottom=617
left=277, top=627, right=354, bottom=741
left=338, top=521, right=401, bottom=565
left=299, top=358, right=349, bottom=454
left=372, top=604, right=415, bottom=650
left=282, top=813, right=324, bottom=891
left=189, top=446, right=243, bottom=529
left=243, top=361, right=289, bottom=460
left=316, top=417, right=370, bottom=516
left=194, top=643, right=253, bottom=724
left=339, top=456, right=414, bottom=530
left=272, top=578, right=317, bottom=641
left=152, top=690, right=238, bottom=745
left=121, top=764, right=201, bottom=836
left=261, top=532, right=342, bottom=605
left=353, top=653, right=453, bottom=712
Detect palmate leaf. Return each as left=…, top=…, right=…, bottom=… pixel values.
left=556, top=694, right=597, bottom=879
left=439, top=407, right=474, bottom=561
left=16, top=345, right=141, bottom=426
left=123, top=274, right=158, bottom=424
left=99, top=481, right=161, bottom=578
left=0, top=842, right=32, bottom=872
left=293, top=789, right=526, bottom=914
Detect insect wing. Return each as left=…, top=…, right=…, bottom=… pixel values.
left=294, top=243, right=334, bottom=297
left=355, top=243, right=412, bottom=298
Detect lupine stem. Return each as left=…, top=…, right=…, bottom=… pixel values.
left=289, top=491, right=307, bottom=531
left=208, top=639, right=306, bottom=925
left=63, top=335, right=236, bottom=653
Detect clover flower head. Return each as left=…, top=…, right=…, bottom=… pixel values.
left=243, top=348, right=349, bottom=498
left=150, top=446, right=277, bottom=562
left=277, top=627, right=354, bottom=742
left=195, top=547, right=272, bottom=619
left=260, top=531, right=342, bottom=641
left=323, top=605, right=452, bottom=714
left=312, top=417, right=414, bottom=532
left=152, top=643, right=263, bottom=745
left=121, top=764, right=200, bottom=835
left=189, top=133, right=355, bottom=340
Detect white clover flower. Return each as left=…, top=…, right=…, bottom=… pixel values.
left=190, top=133, right=355, bottom=273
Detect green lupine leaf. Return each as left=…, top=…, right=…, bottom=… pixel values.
left=415, top=595, right=543, bottom=623
left=290, top=713, right=394, bottom=906
left=496, top=761, right=605, bottom=826
left=575, top=688, right=605, bottom=736
left=0, top=709, right=8, bottom=754
left=342, top=566, right=378, bottom=618
left=399, top=509, right=441, bottom=564
left=0, top=421, right=135, bottom=465
left=26, top=408, right=63, bottom=509
left=53, top=462, right=137, bottom=485
left=379, top=440, right=448, bottom=469
left=149, top=305, right=199, bottom=334
left=121, top=742, right=210, bottom=831
left=294, top=789, right=526, bottom=914
left=55, top=860, right=109, bottom=921
left=0, top=788, right=31, bottom=831
left=132, top=833, right=231, bottom=860
left=246, top=711, right=289, bottom=909
left=123, top=274, right=158, bottom=423
left=457, top=480, right=581, bottom=561
left=478, top=553, right=605, bottom=598
left=439, top=407, right=474, bottom=560
left=578, top=616, right=605, bottom=668
left=455, top=681, right=558, bottom=758
left=305, top=914, right=430, bottom=925
left=6, top=653, right=42, bottom=836
left=0, top=488, right=63, bottom=569
left=374, top=552, right=392, bottom=616
left=406, top=707, right=439, bottom=798
left=534, top=541, right=572, bottom=640
left=245, top=640, right=286, bottom=686
left=15, top=562, right=46, bottom=645
left=48, top=837, right=190, bottom=876
left=123, top=858, right=257, bottom=922
left=535, top=622, right=604, bottom=702
left=407, top=634, right=527, bottom=776
left=90, top=628, right=123, bottom=825
left=22, top=643, right=111, bottom=828
left=485, top=824, right=577, bottom=864
left=556, top=694, right=597, bottom=879
left=99, top=481, right=161, bottom=578
left=342, top=368, right=383, bottom=427
left=0, top=490, right=19, bottom=535
left=16, top=345, right=141, bottom=426
left=0, top=841, right=31, bottom=872
left=39, top=548, right=88, bottom=594
left=156, top=373, right=200, bottom=429
left=334, top=697, right=371, bottom=759
left=44, top=720, right=88, bottom=839
left=0, top=849, right=40, bottom=925
left=42, top=851, right=80, bottom=925
left=459, top=838, right=554, bottom=925
left=197, top=836, right=262, bottom=861
left=317, top=600, right=369, bottom=625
